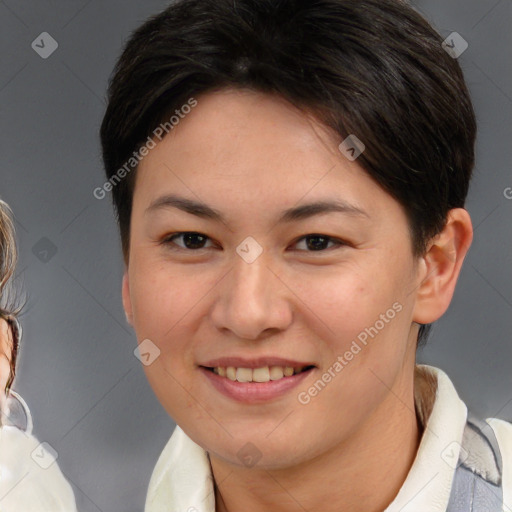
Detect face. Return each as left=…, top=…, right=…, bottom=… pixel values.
left=0, top=317, right=13, bottom=406
left=122, top=88, right=426, bottom=469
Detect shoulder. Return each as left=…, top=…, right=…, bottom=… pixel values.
left=485, top=417, right=512, bottom=510
left=486, top=417, right=512, bottom=460
left=0, top=426, right=78, bottom=510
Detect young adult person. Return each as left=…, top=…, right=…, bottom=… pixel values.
left=98, top=1, right=512, bottom=510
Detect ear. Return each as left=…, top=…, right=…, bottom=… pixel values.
left=122, top=271, right=134, bottom=326
left=412, top=208, right=473, bottom=325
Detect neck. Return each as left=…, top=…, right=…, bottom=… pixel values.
left=211, top=366, right=423, bottom=512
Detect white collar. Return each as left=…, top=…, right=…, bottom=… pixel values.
left=145, top=364, right=468, bottom=512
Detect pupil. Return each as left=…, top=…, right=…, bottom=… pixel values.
left=184, top=233, right=206, bottom=249
left=307, top=235, right=328, bottom=251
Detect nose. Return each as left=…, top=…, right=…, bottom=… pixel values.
left=210, top=248, right=293, bottom=340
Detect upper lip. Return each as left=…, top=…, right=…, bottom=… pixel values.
left=199, top=357, right=316, bottom=369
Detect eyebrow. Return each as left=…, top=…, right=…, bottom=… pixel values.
left=145, top=194, right=369, bottom=224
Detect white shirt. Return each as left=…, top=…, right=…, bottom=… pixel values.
left=144, top=364, right=512, bottom=512
left=0, top=426, right=78, bottom=511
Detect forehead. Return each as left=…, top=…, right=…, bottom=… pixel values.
left=132, top=88, right=399, bottom=224
left=143, top=88, right=341, bottom=179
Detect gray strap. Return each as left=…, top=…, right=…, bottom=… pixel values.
left=446, top=412, right=503, bottom=511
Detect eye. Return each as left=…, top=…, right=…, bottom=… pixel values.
left=292, top=234, right=346, bottom=252
left=161, top=232, right=215, bottom=250
left=160, top=232, right=347, bottom=253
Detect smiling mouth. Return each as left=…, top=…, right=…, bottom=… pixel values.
left=201, top=365, right=315, bottom=383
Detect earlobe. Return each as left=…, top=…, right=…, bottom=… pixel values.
left=122, top=272, right=134, bottom=326
left=412, top=208, right=473, bottom=325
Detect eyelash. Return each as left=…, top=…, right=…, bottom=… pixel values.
left=160, top=232, right=347, bottom=253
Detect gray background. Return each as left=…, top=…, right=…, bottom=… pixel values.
left=1, top=1, right=511, bottom=510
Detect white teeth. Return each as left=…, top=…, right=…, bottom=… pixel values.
left=211, top=365, right=310, bottom=382
left=252, top=367, right=270, bottom=382
left=269, top=366, right=284, bottom=380
left=236, top=367, right=252, bottom=382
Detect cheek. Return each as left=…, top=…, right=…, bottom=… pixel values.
left=129, top=263, right=203, bottom=419
left=130, top=258, right=198, bottom=338
left=288, top=271, right=412, bottom=442
left=128, top=259, right=218, bottom=382
left=297, top=260, right=414, bottom=405
left=294, top=264, right=397, bottom=352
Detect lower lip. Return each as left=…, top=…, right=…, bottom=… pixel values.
left=199, top=366, right=315, bottom=404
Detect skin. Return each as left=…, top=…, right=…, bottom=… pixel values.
left=0, top=318, right=14, bottom=415
left=122, top=88, right=473, bottom=512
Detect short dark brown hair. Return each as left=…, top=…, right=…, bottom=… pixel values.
left=100, top=0, right=477, bottom=347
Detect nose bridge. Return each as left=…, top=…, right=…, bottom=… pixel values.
left=231, top=248, right=269, bottom=302
left=211, top=245, right=291, bottom=339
